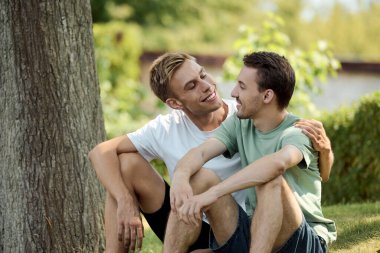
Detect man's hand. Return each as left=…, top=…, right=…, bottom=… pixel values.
left=295, top=119, right=334, bottom=182
left=116, top=197, right=144, bottom=252
left=294, top=119, right=331, bottom=153
left=178, top=188, right=218, bottom=226
left=170, top=173, right=193, bottom=213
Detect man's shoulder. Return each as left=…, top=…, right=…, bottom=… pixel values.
left=280, top=126, right=307, bottom=141
left=150, top=109, right=185, bottom=124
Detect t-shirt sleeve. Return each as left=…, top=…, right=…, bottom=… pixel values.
left=281, top=127, right=315, bottom=169
left=213, top=114, right=239, bottom=159
left=127, top=115, right=164, bottom=162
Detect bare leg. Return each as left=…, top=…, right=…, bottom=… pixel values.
left=105, top=153, right=166, bottom=253
left=249, top=176, right=303, bottom=253
left=164, top=169, right=238, bottom=253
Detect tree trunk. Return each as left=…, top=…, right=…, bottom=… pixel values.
left=0, top=1, right=106, bottom=252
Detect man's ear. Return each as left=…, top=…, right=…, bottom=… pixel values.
left=166, top=98, right=183, bottom=110
left=263, top=89, right=274, bottom=104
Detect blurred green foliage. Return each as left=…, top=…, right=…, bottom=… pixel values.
left=90, top=0, right=380, bottom=61
left=223, top=14, right=341, bottom=117
left=305, top=1, right=380, bottom=61
left=321, top=91, right=380, bottom=204
left=93, top=22, right=157, bottom=137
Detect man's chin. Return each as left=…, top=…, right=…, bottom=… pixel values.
left=236, top=112, right=248, bottom=119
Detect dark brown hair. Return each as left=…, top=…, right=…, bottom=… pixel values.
left=243, top=51, right=295, bottom=109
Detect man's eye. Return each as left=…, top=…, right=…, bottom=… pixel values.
left=200, top=72, right=207, bottom=79
left=188, top=83, right=196, bottom=89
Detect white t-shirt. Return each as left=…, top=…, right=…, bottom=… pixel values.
left=128, top=99, right=247, bottom=210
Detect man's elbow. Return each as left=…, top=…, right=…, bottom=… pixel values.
left=274, top=160, right=287, bottom=176
left=321, top=174, right=330, bottom=183
left=88, top=143, right=104, bottom=167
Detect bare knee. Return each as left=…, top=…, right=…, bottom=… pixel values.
left=256, top=176, right=283, bottom=200
left=189, top=169, right=221, bottom=195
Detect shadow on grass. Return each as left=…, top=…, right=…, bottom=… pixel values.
left=331, top=219, right=380, bottom=250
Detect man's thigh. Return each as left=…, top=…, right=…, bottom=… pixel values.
left=209, top=205, right=250, bottom=253
left=142, top=180, right=211, bottom=250
left=275, top=218, right=327, bottom=253
left=119, top=153, right=166, bottom=213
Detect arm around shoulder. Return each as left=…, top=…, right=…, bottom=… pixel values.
left=293, top=119, right=334, bottom=182
left=319, top=148, right=334, bottom=182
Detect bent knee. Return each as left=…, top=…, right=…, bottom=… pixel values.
left=190, top=169, right=221, bottom=195
left=256, top=175, right=283, bottom=196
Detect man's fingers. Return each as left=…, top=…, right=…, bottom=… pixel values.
left=124, top=225, right=130, bottom=249
left=117, top=223, right=124, bottom=242
left=299, top=125, right=319, bottom=139
left=190, top=204, right=200, bottom=227
left=179, top=205, right=190, bottom=225
left=137, top=224, right=144, bottom=251
left=175, top=195, right=184, bottom=212
left=129, top=225, right=136, bottom=251
left=195, top=206, right=202, bottom=222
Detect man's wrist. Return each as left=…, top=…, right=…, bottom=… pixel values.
left=116, top=191, right=133, bottom=205
left=173, top=170, right=190, bottom=182
left=209, top=185, right=222, bottom=200
left=319, top=147, right=332, bottom=155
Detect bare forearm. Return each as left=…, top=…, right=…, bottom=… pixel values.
left=173, top=148, right=207, bottom=180
left=319, top=149, right=334, bottom=182
left=89, top=147, right=132, bottom=202
left=210, top=146, right=302, bottom=200
left=174, top=138, right=226, bottom=181
left=212, top=153, right=287, bottom=199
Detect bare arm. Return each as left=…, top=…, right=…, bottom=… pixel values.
left=178, top=145, right=304, bottom=224
left=88, top=135, right=138, bottom=202
left=173, top=138, right=227, bottom=181
left=170, top=138, right=227, bottom=211
left=88, top=136, right=143, bottom=249
left=210, top=145, right=303, bottom=197
left=294, top=119, right=334, bottom=182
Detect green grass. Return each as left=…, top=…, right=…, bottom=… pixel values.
left=140, top=201, right=380, bottom=253
left=324, top=201, right=380, bottom=253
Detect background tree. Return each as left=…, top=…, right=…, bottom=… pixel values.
left=0, top=1, right=105, bottom=252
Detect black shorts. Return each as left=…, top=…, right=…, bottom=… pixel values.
left=140, top=181, right=210, bottom=251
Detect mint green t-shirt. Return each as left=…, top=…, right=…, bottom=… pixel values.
left=214, top=113, right=337, bottom=244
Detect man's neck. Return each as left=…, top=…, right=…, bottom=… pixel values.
left=253, top=108, right=288, bottom=133
left=186, top=103, right=228, bottom=131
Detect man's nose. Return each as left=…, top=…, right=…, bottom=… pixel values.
left=231, top=85, right=238, bottom=98
left=200, top=79, right=212, bottom=92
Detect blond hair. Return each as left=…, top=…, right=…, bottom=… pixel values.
left=149, top=52, right=195, bottom=102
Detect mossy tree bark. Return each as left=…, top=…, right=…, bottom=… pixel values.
left=0, top=1, right=106, bottom=252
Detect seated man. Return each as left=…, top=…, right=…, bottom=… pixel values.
left=88, top=52, right=334, bottom=253
left=168, top=51, right=336, bottom=253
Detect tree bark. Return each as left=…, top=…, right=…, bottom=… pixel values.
left=0, top=0, right=106, bottom=252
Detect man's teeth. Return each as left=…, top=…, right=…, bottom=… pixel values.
left=205, top=93, right=215, bottom=101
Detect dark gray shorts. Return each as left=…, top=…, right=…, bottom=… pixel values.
left=210, top=207, right=327, bottom=253
left=274, top=218, right=327, bottom=253
left=209, top=205, right=250, bottom=252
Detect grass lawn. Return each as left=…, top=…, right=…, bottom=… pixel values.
left=139, top=201, right=380, bottom=253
